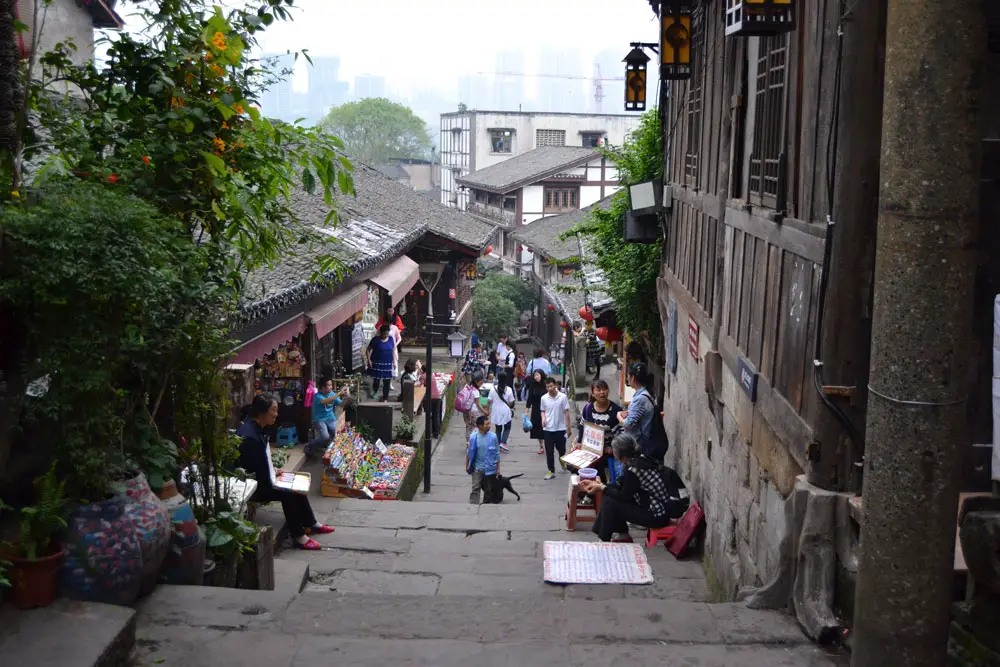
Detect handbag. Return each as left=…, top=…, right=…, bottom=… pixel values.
left=521, top=412, right=532, bottom=432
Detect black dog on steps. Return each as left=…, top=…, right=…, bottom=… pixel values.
left=481, top=473, right=523, bottom=504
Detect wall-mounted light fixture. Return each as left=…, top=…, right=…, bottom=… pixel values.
left=725, top=0, right=795, bottom=37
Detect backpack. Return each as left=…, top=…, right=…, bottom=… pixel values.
left=455, top=384, right=478, bottom=414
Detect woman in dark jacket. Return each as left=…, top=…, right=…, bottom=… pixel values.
left=237, top=394, right=335, bottom=550
left=525, top=369, right=547, bottom=455
left=579, top=432, right=689, bottom=543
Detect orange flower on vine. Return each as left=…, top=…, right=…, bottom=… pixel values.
left=170, top=96, right=185, bottom=108
left=107, top=174, right=119, bottom=184
left=221, top=121, right=230, bottom=130
left=232, top=103, right=245, bottom=115
left=205, top=51, right=214, bottom=61
left=209, top=64, right=224, bottom=77
left=142, top=155, right=151, bottom=165
left=212, top=137, right=226, bottom=153
left=211, top=31, right=227, bottom=51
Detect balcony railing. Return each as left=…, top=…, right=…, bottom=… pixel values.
left=468, top=202, right=516, bottom=226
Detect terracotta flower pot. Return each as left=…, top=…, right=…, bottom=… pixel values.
left=8, top=548, right=64, bottom=609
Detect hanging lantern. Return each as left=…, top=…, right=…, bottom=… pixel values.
left=660, top=0, right=693, bottom=81
left=419, top=290, right=426, bottom=297
left=623, top=47, right=650, bottom=111
left=579, top=305, right=594, bottom=322
left=725, top=0, right=795, bottom=37
left=560, top=321, right=568, bottom=329
left=548, top=303, right=555, bottom=312
left=484, top=245, right=493, bottom=256
left=605, top=328, right=624, bottom=343
left=596, top=326, right=609, bottom=341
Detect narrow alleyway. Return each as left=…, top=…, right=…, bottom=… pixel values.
left=133, top=369, right=846, bottom=666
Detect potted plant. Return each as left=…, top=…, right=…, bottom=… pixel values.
left=2, top=466, right=68, bottom=609
left=394, top=416, right=416, bottom=445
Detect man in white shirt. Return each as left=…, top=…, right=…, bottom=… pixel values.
left=540, top=376, right=574, bottom=480
left=495, top=335, right=509, bottom=365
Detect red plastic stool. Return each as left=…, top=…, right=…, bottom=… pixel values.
left=646, top=522, right=678, bottom=548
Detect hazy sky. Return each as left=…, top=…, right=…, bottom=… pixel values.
left=120, top=1, right=661, bottom=97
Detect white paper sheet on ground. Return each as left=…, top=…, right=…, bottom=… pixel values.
left=542, top=541, right=653, bottom=585
left=993, top=296, right=999, bottom=481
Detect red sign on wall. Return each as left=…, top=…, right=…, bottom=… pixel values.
left=688, top=316, right=699, bottom=362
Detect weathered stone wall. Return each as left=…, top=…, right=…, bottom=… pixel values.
left=658, top=283, right=798, bottom=599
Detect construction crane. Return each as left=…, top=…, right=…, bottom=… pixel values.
left=477, top=69, right=623, bottom=113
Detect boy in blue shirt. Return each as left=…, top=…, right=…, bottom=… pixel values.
left=466, top=415, right=500, bottom=505
left=305, top=379, right=348, bottom=456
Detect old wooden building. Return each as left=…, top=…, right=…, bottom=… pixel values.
left=652, top=0, right=999, bottom=628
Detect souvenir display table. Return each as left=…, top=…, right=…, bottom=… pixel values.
left=321, top=427, right=416, bottom=500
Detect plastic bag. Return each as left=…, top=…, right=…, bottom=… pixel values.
left=521, top=412, right=532, bottom=432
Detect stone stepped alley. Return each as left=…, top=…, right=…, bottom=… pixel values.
left=126, top=409, right=847, bottom=667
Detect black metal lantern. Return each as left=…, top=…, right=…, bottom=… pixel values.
left=725, top=0, right=795, bottom=36
left=623, top=47, right=651, bottom=111
left=660, top=0, right=693, bottom=80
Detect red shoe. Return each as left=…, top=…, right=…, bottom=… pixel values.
left=537, top=447, right=544, bottom=455
left=308, top=524, right=335, bottom=535
left=295, top=537, right=322, bottom=550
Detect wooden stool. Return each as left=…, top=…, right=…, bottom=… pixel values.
left=566, top=476, right=603, bottom=531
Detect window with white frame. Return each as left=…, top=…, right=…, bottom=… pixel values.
left=536, top=129, right=566, bottom=147
left=489, top=129, right=513, bottom=153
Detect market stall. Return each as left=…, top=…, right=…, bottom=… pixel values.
left=321, top=426, right=417, bottom=500
left=253, top=340, right=310, bottom=444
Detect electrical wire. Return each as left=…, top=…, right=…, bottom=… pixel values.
left=812, top=1, right=865, bottom=455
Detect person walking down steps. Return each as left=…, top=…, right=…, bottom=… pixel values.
left=541, top=375, right=574, bottom=480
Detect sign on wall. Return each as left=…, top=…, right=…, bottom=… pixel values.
left=351, top=322, right=365, bottom=372
left=736, top=356, right=759, bottom=402
left=688, top=315, right=699, bottom=362
left=667, top=299, right=678, bottom=373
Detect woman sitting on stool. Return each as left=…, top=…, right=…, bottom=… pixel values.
left=578, top=432, right=689, bottom=543
left=237, top=394, right=336, bottom=551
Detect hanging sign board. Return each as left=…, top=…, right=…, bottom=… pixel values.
left=736, top=356, right=759, bottom=402
left=351, top=322, right=365, bottom=372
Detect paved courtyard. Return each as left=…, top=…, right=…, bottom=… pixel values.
left=133, top=376, right=846, bottom=666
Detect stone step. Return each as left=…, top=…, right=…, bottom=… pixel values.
left=281, top=591, right=810, bottom=646
left=0, top=599, right=135, bottom=667
left=136, top=559, right=308, bottom=632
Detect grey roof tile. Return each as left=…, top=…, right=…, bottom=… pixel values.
left=509, top=195, right=615, bottom=261
left=456, top=146, right=600, bottom=193
left=238, top=161, right=496, bottom=327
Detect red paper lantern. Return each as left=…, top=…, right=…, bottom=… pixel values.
left=560, top=320, right=568, bottom=329
left=579, top=305, right=594, bottom=322
left=596, top=326, right=608, bottom=341
left=605, top=327, right=623, bottom=342
left=547, top=303, right=555, bottom=312
left=484, top=245, right=493, bottom=255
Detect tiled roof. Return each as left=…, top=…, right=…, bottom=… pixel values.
left=510, top=195, right=615, bottom=262
left=456, top=146, right=600, bottom=194
left=237, top=161, right=496, bottom=327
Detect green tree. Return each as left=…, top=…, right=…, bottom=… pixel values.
left=471, top=272, right=534, bottom=342
left=569, top=109, right=663, bottom=360
left=320, top=98, right=432, bottom=164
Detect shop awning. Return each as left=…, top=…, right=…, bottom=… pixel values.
left=368, top=254, right=420, bottom=305
left=231, top=314, right=309, bottom=365
left=307, top=283, right=369, bottom=339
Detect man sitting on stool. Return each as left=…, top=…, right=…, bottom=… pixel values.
left=578, top=432, right=689, bottom=543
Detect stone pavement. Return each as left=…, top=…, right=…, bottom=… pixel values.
left=132, top=375, right=847, bottom=667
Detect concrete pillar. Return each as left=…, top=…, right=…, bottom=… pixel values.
left=850, top=0, right=985, bottom=665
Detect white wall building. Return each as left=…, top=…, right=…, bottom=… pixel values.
left=15, top=0, right=123, bottom=73
left=440, top=110, right=641, bottom=211
left=456, top=146, right=621, bottom=277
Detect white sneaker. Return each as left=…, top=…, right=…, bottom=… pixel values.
left=499, top=443, right=510, bottom=452
left=543, top=471, right=555, bottom=480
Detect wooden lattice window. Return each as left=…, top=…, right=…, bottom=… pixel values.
left=684, top=11, right=705, bottom=186
left=748, top=34, right=788, bottom=209
left=543, top=187, right=578, bottom=212
left=536, top=129, right=566, bottom=147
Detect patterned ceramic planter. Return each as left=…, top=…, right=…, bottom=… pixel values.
left=60, top=496, right=143, bottom=605
left=159, top=486, right=205, bottom=586
left=115, top=472, right=170, bottom=598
